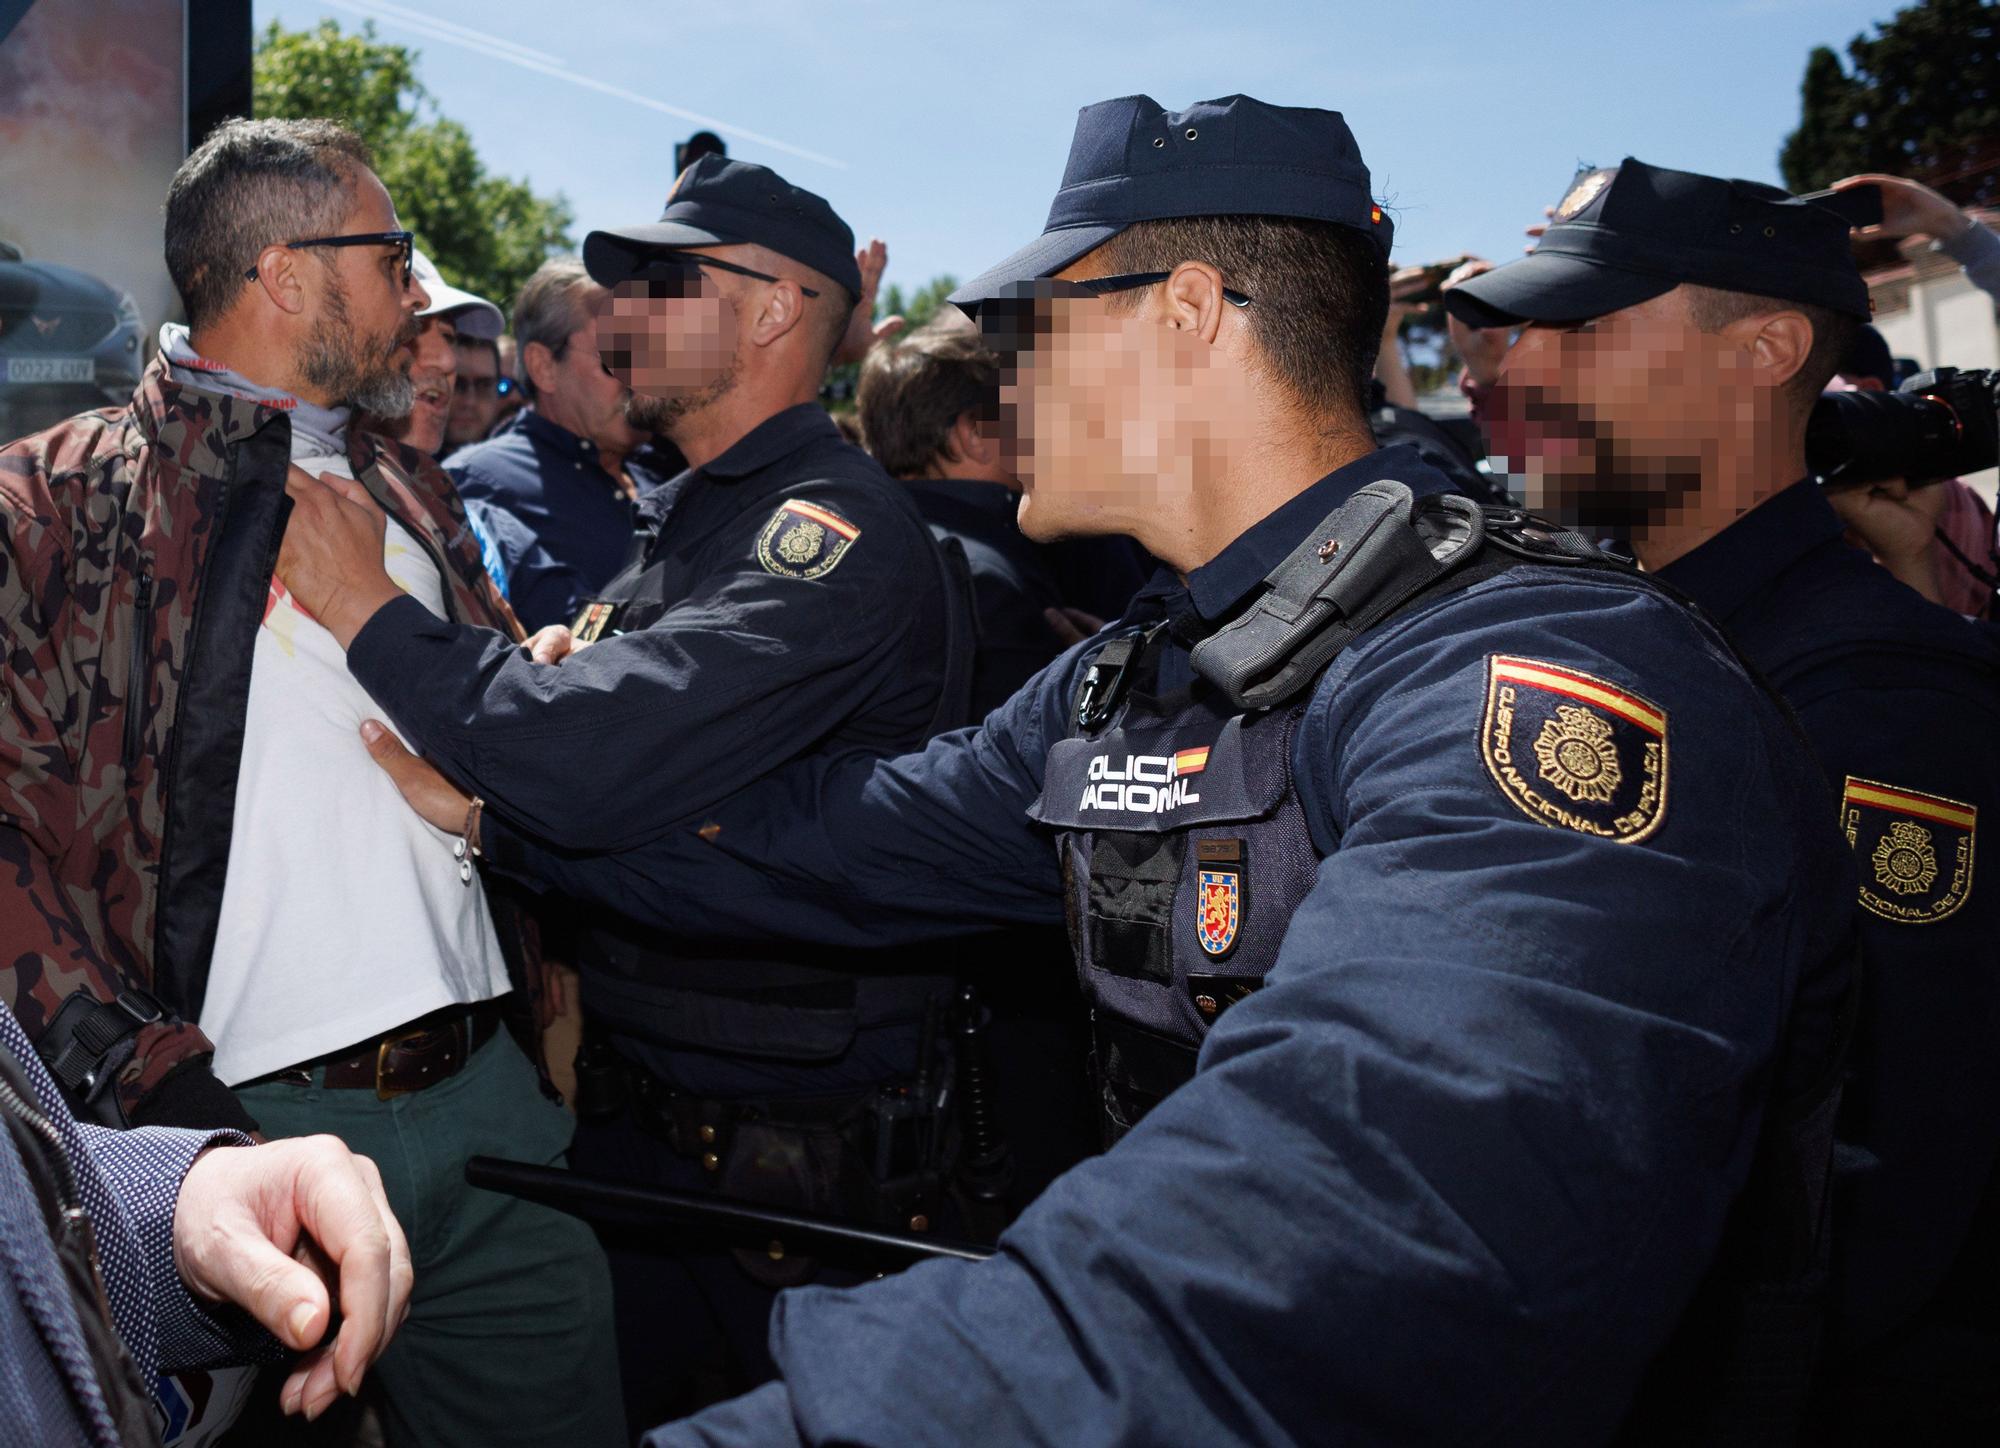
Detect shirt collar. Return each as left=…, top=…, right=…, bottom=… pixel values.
left=520, top=406, right=603, bottom=466
left=1186, top=444, right=1456, bottom=622
left=1654, top=479, right=1842, bottom=625
left=699, top=403, right=842, bottom=481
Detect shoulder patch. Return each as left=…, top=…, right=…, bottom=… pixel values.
left=1480, top=654, right=1669, bottom=843
left=755, top=497, right=860, bottom=580
left=1842, top=777, right=1976, bottom=925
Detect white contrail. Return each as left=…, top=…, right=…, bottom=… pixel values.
left=318, top=0, right=846, bottom=171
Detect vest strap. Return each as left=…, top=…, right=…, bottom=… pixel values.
left=1189, top=481, right=1486, bottom=710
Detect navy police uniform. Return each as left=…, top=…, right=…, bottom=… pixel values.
left=472, top=98, right=1855, bottom=1445
left=1454, top=161, right=2000, bottom=1437
left=342, top=158, right=972, bottom=1425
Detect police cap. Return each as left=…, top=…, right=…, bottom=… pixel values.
left=949, top=94, right=1392, bottom=309
left=584, top=155, right=862, bottom=298
left=1444, top=158, right=1872, bottom=328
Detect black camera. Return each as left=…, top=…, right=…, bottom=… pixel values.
left=1806, top=367, right=2000, bottom=489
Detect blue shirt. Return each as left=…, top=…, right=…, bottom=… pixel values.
left=480, top=445, right=1855, bottom=1446
left=1660, top=478, right=2000, bottom=1362
left=445, top=408, right=672, bottom=630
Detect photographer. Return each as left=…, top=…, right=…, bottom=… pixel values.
left=1450, top=159, right=2000, bottom=1440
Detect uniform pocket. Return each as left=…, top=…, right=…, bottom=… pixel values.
left=1085, top=832, right=1185, bottom=986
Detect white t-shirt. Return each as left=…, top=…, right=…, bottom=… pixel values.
left=201, top=452, right=509, bottom=1085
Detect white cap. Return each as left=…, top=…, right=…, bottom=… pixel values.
left=412, top=247, right=505, bottom=340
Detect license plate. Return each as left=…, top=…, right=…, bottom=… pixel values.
left=4, top=356, right=95, bottom=385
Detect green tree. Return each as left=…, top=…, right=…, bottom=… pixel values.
left=254, top=19, right=573, bottom=313
left=879, top=274, right=960, bottom=333
left=1779, top=0, right=2000, bottom=207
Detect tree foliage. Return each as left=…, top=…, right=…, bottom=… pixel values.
left=254, top=20, right=574, bottom=314
left=1780, top=0, right=2000, bottom=207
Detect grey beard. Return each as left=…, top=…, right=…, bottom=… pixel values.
left=299, top=271, right=414, bottom=417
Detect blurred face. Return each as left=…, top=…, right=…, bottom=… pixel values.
left=598, top=252, right=744, bottom=435
left=382, top=314, right=458, bottom=453
left=1487, top=287, right=1760, bottom=532
left=982, top=277, right=1227, bottom=541
left=295, top=171, right=427, bottom=415
left=536, top=285, right=646, bottom=454
left=449, top=340, right=501, bottom=446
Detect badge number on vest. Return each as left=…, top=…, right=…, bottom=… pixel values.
left=756, top=498, right=860, bottom=580
left=1842, top=776, right=1976, bottom=924
left=1481, top=655, right=1669, bottom=843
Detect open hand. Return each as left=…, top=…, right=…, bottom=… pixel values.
left=172, top=1136, right=411, bottom=1422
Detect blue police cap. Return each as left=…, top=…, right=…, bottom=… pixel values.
left=584, top=155, right=862, bottom=298
left=1445, top=158, right=1872, bottom=328
left=949, top=94, right=1392, bottom=308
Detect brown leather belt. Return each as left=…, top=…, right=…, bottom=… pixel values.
left=258, top=1000, right=504, bottom=1100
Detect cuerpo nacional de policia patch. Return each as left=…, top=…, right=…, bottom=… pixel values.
left=1841, top=776, right=1976, bottom=924
left=756, top=498, right=860, bottom=580
left=1481, top=654, right=1668, bottom=843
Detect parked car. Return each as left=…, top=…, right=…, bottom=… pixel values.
left=0, top=237, right=145, bottom=445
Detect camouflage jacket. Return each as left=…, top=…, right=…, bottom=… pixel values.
left=0, top=354, right=530, bottom=1130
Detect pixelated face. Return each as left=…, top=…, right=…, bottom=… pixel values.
left=1489, top=287, right=1757, bottom=531
left=598, top=257, right=740, bottom=402
left=982, top=275, right=1229, bottom=541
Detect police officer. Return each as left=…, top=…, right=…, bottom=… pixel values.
left=357, top=97, right=1855, bottom=1444
left=1447, top=160, right=2000, bottom=1440
left=276, top=156, right=972, bottom=1428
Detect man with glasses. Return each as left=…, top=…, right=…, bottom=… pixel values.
left=278, top=154, right=973, bottom=1430
left=331, top=97, right=1853, bottom=1443
left=0, top=116, right=623, bottom=1446
left=446, top=334, right=511, bottom=452
left=444, top=257, right=679, bottom=630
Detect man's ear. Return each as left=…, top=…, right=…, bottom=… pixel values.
left=950, top=409, right=1001, bottom=469
left=523, top=339, right=562, bottom=395
left=1160, top=261, right=1231, bottom=345
left=747, top=281, right=809, bottom=349
left=248, top=245, right=310, bottom=318
left=1741, top=309, right=1815, bottom=392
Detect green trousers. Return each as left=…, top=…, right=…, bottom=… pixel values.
left=239, top=1030, right=626, bottom=1448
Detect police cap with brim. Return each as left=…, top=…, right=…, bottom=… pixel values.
left=1444, top=158, right=1872, bottom=329
left=948, top=94, right=1393, bottom=311
left=583, top=155, right=862, bottom=298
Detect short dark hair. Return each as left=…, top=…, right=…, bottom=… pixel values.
left=455, top=333, right=502, bottom=373
left=805, top=275, right=859, bottom=371
left=856, top=322, right=997, bottom=477
left=1685, top=285, right=1858, bottom=408
left=1091, top=215, right=1389, bottom=423
left=165, top=117, right=373, bottom=331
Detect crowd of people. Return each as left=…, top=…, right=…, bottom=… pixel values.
left=4, top=88, right=2000, bottom=1448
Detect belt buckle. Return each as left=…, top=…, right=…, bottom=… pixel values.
left=375, top=1026, right=434, bottom=1102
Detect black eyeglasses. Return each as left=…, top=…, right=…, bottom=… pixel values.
left=627, top=252, right=820, bottom=298
left=245, top=230, right=416, bottom=284
left=973, top=273, right=1253, bottom=356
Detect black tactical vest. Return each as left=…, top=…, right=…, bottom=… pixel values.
left=1027, top=627, right=1319, bottom=1139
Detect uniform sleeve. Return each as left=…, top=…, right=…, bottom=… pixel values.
left=1784, top=653, right=2000, bottom=1347
left=0, top=456, right=242, bottom=1130
left=347, top=482, right=943, bottom=852
left=480, top=644, right=1086, bottom=940
left=665, top=576, right=1848, bottom=1447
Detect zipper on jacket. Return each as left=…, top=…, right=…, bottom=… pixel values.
left=121, top=570, right=154, bottom=771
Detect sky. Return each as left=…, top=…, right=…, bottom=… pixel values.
left=255, top=0, right=1904, bottom=303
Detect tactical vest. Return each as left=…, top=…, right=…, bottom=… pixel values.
left=574, top=486, right=977, bottom=1092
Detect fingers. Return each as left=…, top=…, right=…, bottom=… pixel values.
left=360, top=720, right=472, bottom=831
left=872, top=315, right=907, bottom=345
left=360, top=719, right=416, bottom=774
left=526, top=625, right=576, bottom=665
left=274, top=1140, right=398, bottom=1398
